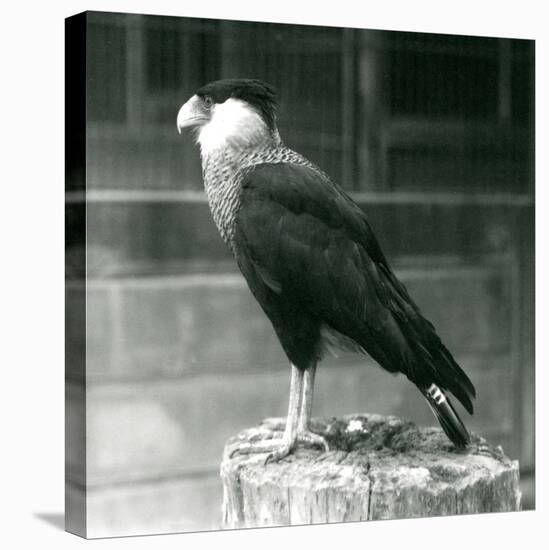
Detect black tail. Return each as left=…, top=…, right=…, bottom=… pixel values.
left=423, top=383, right=471, bottom=448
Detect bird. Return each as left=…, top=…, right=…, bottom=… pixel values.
left=177, top=78, right=476, bottom=462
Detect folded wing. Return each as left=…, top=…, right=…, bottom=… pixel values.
left=233, top=162, right=476, bottom=414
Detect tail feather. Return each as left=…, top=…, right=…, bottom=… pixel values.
left=423, top=383, right=471, bottom=448
left=434, top=346, right=476, bottom=415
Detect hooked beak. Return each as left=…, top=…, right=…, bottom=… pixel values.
left=177, top=95, right=209, bottom=134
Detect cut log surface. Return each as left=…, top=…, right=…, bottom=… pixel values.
left=221, top=414, right=521, bottom=528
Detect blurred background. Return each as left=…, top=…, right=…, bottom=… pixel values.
left=65, top=11, right=534, bottom=537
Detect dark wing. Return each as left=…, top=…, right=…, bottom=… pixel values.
left=233, top=162, right=475, bottom=413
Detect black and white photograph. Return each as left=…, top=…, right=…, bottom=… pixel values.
left=3, top=1, right=544, bottom=548
left=64, top=10, right=535, bottom=538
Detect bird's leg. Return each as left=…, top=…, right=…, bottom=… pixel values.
left=297, top=364, right=316, bottom=433
left=230, top=363, right=303, bottom=463
left=297, top=364, right=329, bottom=451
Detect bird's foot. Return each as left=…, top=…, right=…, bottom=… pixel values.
left=297, top=430, right=330, bottom=452
left=230, top=430, right=330, bottom=464
left=230, top=436, right=294, bottom=464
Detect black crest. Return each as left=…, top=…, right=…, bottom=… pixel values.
left=195, top=79, right=278, bottom=131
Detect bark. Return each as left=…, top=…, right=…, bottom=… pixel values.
left=221, top=414, right=521, bottom=528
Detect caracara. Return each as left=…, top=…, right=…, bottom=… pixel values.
left=177, top=78, right=476, bottom=462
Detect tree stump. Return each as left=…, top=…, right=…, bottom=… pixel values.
left=221, top=414, right=521, bottom=528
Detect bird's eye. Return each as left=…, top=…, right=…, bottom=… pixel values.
left=203, top=96, right=213, bottom=108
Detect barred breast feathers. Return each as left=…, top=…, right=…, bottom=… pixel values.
left=202, top=145, right=327, bottom=251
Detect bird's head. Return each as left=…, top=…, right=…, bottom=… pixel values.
left=177, top=79, right=280, bottom=157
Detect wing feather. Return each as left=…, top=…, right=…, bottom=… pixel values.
left=233, top=162, right=475, bottom=412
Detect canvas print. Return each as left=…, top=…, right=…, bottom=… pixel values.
left=65, top=10, right=535, bottom=539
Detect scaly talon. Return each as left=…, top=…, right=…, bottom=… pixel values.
left=231, top=436, right=295, bottom=462
left=230, top=430, right=328, bottom=463
left=297, top=430, right=330, bottom=452
left=264, top=443, right=294, bottom=464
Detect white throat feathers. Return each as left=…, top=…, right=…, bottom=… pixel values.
left=196, top=98, right=279, bottom=161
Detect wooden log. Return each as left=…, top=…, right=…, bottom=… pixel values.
left=220, top=414, right=521, bottom=528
